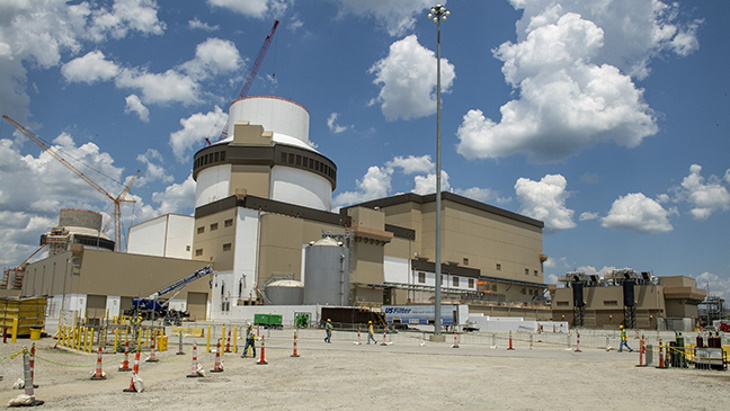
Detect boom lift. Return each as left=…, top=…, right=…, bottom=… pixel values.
left=126, top=266, right=214, bottom=325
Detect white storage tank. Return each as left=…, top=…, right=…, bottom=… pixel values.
left=265, top=279, right=304, bottom=305
left=303, top=237, right=349, bottom=306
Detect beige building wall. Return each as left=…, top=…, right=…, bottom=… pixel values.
left=193, top=208, right=237, bottom=270
left=23, top=249, right=211, bottom=315
left=230, top=164, right=270, bottom=198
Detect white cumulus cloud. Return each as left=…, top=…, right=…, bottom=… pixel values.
left=370, top=35, right=455, bottom=121
left=601, top=193, right=674, bottom=234
left=207, top=0, right=290, bottom=18
left=333, top=166, right=392, bottom=208
left=515, top=174, right=575, bottom=231
left=124, top=94, right=150, bottom=122
left=674, top=164, right=730, bottom=220
left=180, top=37, right=243, bottom=81
left=61, top=50, right=120, bottom=84
left=334, top=0, right=436, bottom=37
left=385, top=155, right=433, bottom=175
left=0, top=0, right=164, bottom=121
left=188, top=18, right=219, bottom=32
left=326, top=113, right=352, bottom=134
left=456, top=0, right=699, bottom=163
left=412, top=171, right=450, bottom=196
left=116, top=68, right=199, bottom=105
left=169, top=107, right=228, bottom=161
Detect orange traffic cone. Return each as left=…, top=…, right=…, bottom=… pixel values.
left=123, top=349, right=142, bottom=392
left=291, top=331, right=300, bottom=358
left=90, top=345, right=106, bottom=380
left=257, top=336, right=268, bottom=365
left=507, top=330, right=515, bottom=350
left=210, top=339, right=224, bottom=373
left=657, top=340, right=666, bottom=369
left=451, top=330, right=460, bottom=348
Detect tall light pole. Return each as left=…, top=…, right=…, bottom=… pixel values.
left=427, top=4, right=449, bottom=337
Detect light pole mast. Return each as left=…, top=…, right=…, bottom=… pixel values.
left=427, top=4, right=449, bottom=337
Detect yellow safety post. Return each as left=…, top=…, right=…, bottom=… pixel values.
left=83, top=327, right=89, bottom=352
left=114, top=327, right=120, bottom=352
left=206, top=325, right=212, bottom=353
left=89, top=327, right=95, bottom=353
left=221, top=326, right=226, bottom=356
left=233, top=326, right=238, bottom=353
left=11, top=318, right=19, bottom=343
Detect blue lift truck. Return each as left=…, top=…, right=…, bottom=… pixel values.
left=125, top=266, right=213, bottom=325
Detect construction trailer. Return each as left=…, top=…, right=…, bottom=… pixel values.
left=383, top=304, right=469, bottom=330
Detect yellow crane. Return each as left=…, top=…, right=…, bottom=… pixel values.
left=3, top=115, right=139, bottom=252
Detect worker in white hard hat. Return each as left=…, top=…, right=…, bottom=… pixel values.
left=367, top=320, right=377, bottom=345
left=324, top=319, right=333, bottom=343
left=618, top=324, right=633, bottom=352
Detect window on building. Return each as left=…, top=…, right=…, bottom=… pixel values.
left=463, top=258, right=469, bottom=266
left=534, top=270, right=538, bottom=276
left=521, top=288, right=526, bottom=294
left=492, top=284, right=497, bottom=292
left=186, top=245, right=191, bottom=251
left=441, top=275, right=445, bottom=285
left=224, top=219, right=233, bottom=227
left=195, top=249, right=203, bottom=256
left=223, top=243, right=232, bottom=252
left=468, top=278, right=474, bottom=288
left=210, top=223, right=218, bottom=231
left=496, top=263, right=501, bottom=271
left=525, top=268, right=529, bottom=275
left=418, top=272, right=425, bottom=283
left=452, top=277, right=459, bottom=287
left=197, top=226, right=204, bottom=234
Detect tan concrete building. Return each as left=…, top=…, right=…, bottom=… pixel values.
left=551, top=270, right=706, bottom=330
left=22, top=245, right=211, bottom=321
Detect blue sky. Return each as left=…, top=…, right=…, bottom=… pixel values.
left=1, top=0, right=728, bottom=300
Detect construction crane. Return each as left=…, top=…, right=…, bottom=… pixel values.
left=3, top=115, right=139, bottom=252
left=212, top=19, right=280, bottom=143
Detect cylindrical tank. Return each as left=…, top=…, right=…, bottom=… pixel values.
left=265, top=279, right=304, bottom=305
left=303, top=237, right=349, bottom=306
left=228, top=96, right=310, bottom=145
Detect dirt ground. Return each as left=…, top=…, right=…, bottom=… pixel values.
left=1, top=329, right=728, bottom=410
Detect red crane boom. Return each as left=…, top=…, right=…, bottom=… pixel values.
left=214, top=19, right=280, bottom=143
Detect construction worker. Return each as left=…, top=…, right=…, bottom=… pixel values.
left=324, top=319, right=333, bottom=343
left=367, top=320, right=377, bottom=344
left=241, top=324, right=256, bottom=358
left=618, top=325, right=633, bottom=352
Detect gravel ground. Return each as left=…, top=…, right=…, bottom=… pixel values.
left=1, top=329, right=728, bottom=410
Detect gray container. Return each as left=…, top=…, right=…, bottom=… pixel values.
left=303, top=237, right=349, bottom=306
left=265, top=279, right=304, bottom=305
